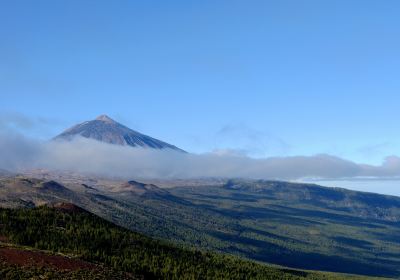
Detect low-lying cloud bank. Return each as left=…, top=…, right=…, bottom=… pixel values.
left=1, top=130, right=400, bottom=180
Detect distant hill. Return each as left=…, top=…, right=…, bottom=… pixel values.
left=223, top=179, right=400, bottom=221
left=53, top=115, right=185, bottom=152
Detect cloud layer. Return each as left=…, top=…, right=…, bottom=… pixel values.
left=1, top=130, right=400, bottom=180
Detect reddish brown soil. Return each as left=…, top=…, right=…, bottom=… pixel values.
left=0, top=247, right=97, bottom=271
left=0, top=235, right=9, bottom=242
left=51, top=202, right=85, bottom=214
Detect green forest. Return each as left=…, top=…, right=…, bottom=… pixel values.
left=0, top=205, right=377, bottom=280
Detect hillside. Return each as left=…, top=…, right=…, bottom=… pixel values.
left=1, top=174, right=400, bottom=278
left=166, top=180, right=400, bottom=277
left=0, top=204, right=374, bottom=280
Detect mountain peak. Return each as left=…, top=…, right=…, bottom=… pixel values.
left=96, top=114, right=115, bottom=123
left=54, top=116, right=186, bottom=152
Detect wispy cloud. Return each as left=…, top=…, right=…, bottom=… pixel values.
left=0, top=112, right=36, bottom=130
left=214, top=123, right=290, bottom=157
left=0, top=112, right=64, bottom=140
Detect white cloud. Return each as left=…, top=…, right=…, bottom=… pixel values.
left=1, top=130, right=400, bottom=181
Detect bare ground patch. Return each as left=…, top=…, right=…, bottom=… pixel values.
left=0, top=247, right=97, bottom=271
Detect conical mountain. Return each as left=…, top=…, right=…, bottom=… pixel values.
left=54, top=115, right=185, bottom=152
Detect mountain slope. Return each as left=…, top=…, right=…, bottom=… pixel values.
left=0, top=204, right=371, bottom=280
left=54, top=115, right=185, bottom=152
left=1, top=174, right=400, bottom=278
left=167, top=180, right=400, bottom=277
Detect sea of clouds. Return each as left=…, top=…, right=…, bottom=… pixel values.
left=1, top=129, right=400, bottom=181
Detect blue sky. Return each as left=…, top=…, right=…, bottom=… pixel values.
left=1, top=0, right=400, bottom=164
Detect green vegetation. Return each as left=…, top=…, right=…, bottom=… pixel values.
left=97, top=180, right=400, bottom=278
left=1, top=176, right=400, bottom=278
left=0, top=205, right=379, bottom=280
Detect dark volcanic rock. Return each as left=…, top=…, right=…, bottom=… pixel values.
left=118, top=180, right=169, bottom=196
left=51, top=202, right=87, bottom=214
left=40, top=181, right=69, bottom=191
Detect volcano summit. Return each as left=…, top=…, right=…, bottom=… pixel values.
left=54, top=115, right=185, bottom=152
